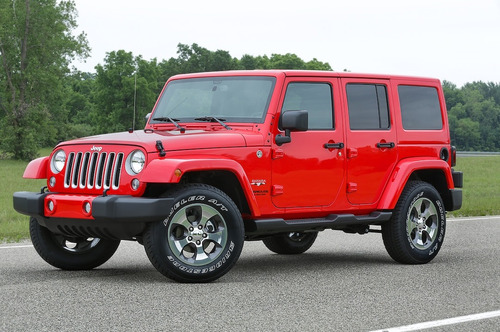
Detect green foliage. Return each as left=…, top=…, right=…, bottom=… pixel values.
left=0, top=0, right=89, bottom=160
left=444, top=81, right=500, bottom=151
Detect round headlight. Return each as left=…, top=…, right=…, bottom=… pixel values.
left=51, top=149, right=66, bottom=173
left=129, top=150, right=145, bottom=174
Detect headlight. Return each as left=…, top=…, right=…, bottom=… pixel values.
left=128, top=150, right=146, bottom=174
left=50, top=149, right=66, bottom=173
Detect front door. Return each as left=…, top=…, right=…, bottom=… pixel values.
left=341, top=78, right=398, bottom=205
left=271, top=78, right=345, bottom=208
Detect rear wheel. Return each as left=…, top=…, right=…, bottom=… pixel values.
left=30, top=217, right=120, bottom=270
left=144, top=184, right=244, bottom=283
left=263, top=231, right=318, bottom=255
left=382, top=181, right=446, bottom=264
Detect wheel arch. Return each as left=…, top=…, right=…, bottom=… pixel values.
left=140, top=158, right=260, bottom=217
left=378, top=158, right=455, bottom=211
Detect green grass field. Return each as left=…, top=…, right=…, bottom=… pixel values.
left=0, top=154, right=498, bottom=242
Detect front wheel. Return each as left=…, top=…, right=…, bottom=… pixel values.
left=30, top=217, right=120, bottom=270
left=382, top=181, right=446, bottom=264
left=144, top=184, right=244, bottom=283
left=263, top=232, right=318, bottom=255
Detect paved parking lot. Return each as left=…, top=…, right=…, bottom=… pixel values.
left=1, top=216, right=499, bottom=331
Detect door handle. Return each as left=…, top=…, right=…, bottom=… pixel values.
left=324, top=142, right=344, bottom=149
left=376, top=142, right=395, bottom=149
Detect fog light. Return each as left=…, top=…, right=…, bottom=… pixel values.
left=83, top=202, right=91, bottom=214
left=47, top=200, right=54, bottom=212
left=131, top=178, right=140, bottom=190
left=49, top=177, right=56, bottom=187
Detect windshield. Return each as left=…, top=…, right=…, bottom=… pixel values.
left=151, top=76, right=276, bottom=123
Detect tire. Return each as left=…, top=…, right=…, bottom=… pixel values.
left=143, top=184, right=245, bottom=283
left=382, top=181, right=446, bottom=264
left=263, top=231, right=318, bottom=255
left=29, top=217, right=120, bottom=270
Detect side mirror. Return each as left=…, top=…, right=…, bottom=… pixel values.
left=145, top=112, right=151, bottom=122
left=275, top=110, right=308, bottom=146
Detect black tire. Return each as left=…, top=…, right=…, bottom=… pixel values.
left=143, top=184, right=245, bottom=283
left=29, top=217, right=120, bottom=270
left=263, top=232, right=318, bottom=255
left=382, top=181, right=446, bottom=264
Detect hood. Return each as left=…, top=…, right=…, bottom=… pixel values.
left=58, top=129, right=265, bottom=152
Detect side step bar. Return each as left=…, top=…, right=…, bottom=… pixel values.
left=244, top=211, right=392, bottom=236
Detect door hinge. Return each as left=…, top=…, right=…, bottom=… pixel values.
left=347, top=182, right=358, bottom=193
left=272, top=149, right=284, bottom=160
left=347, top=148, right=358, bottom=159
left=272, top=185, right=284, bottom=196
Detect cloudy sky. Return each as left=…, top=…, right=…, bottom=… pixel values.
left=72, top=0, right=500, bottom=86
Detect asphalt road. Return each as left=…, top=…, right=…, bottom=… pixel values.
left=1, top=216, right=499, bottom=332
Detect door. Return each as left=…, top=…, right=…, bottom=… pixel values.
left=341, top=78, right=398, bottom=205
left=271, top=78, right=345, bottom=208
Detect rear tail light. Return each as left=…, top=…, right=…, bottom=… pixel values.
left=450, top=146, right=457, bottom=167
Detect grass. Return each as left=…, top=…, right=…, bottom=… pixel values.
left=0, top=153, right=499, bottom=242
left=449, top=156, right=500, bottom=217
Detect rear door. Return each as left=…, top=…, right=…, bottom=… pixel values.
left=341, top=78, right=398, bottom=205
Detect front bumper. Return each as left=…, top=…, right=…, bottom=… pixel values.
left=13, top=191, right=174, bottom=240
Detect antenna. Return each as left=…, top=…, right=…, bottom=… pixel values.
left=133, top=72, right=137, bottom=130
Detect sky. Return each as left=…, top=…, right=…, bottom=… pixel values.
left=71, top=0, right=500, bottom=87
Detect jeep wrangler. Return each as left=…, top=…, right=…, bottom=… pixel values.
left=13, top=70, right=463, bottom=282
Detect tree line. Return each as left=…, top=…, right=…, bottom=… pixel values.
left=1, top=1, right=499, bottom=160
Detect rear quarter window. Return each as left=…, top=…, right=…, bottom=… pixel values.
left=398, top=85, right=443, bottom=130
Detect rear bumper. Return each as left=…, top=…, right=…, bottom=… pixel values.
left=448, top=169, right=463, bottom=211
left=448, top=189, right=463, bottom=211
left=13, top=191, right=174, bottom=239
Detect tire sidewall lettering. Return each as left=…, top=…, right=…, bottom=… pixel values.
left=164, top=195, right=206, bottom=226
left=166, top=241, right=235, bottom=275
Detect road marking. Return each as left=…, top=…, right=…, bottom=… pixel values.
left=448, top=216, right=500, bottom=222
left=0, top=244, right=33, bottom=249
left=369, top=310, right=500, bottom=332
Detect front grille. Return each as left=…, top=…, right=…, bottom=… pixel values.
left=64, top=152, right=124, bottom=190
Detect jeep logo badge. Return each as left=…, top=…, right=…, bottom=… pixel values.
left=90, top=146, right=103, bottom=152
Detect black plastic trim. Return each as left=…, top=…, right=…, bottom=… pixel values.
left=13, top=191, right=50, bottom=217
left=92, top=196, right=174, bottom=222
left=452, top=169, right=463, bottom=188
left=245, top=211, right=392, bottom=236
left=13, top=191, right=175, bottom=240
left=448, top=189, right=463, bottom=211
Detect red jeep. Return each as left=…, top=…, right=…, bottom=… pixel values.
left=14, top=70, right=463, bottom=282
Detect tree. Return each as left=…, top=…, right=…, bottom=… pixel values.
left=446, top=81, right=500, bottom=151
left=92, top=50, right=161, bottom=134
left=0, top=0, right=89, bottom=160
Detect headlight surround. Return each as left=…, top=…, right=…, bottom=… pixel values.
left=127, top=150, right=146, bottom=175
left=50, top=149, right=66, bottom=174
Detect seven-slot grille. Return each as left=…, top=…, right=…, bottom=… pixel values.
left=64, top=152, right=124, bottom=190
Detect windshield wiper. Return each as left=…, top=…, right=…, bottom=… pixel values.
left=152, top=117, right=186, bottom=132
left=194, top=116, right=232, bottom=130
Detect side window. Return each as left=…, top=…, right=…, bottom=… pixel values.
left=282, top=83, right=334, bottom=130
left=399, top=85, right=443, bottom=130
left=346, top=84, right=390, bottom=130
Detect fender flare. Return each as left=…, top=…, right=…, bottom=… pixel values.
left=140, top=157, right=260, bottom=216
left=23, top=156, right=49, bottom=179
left=377, top=158, right=454, bottom=210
